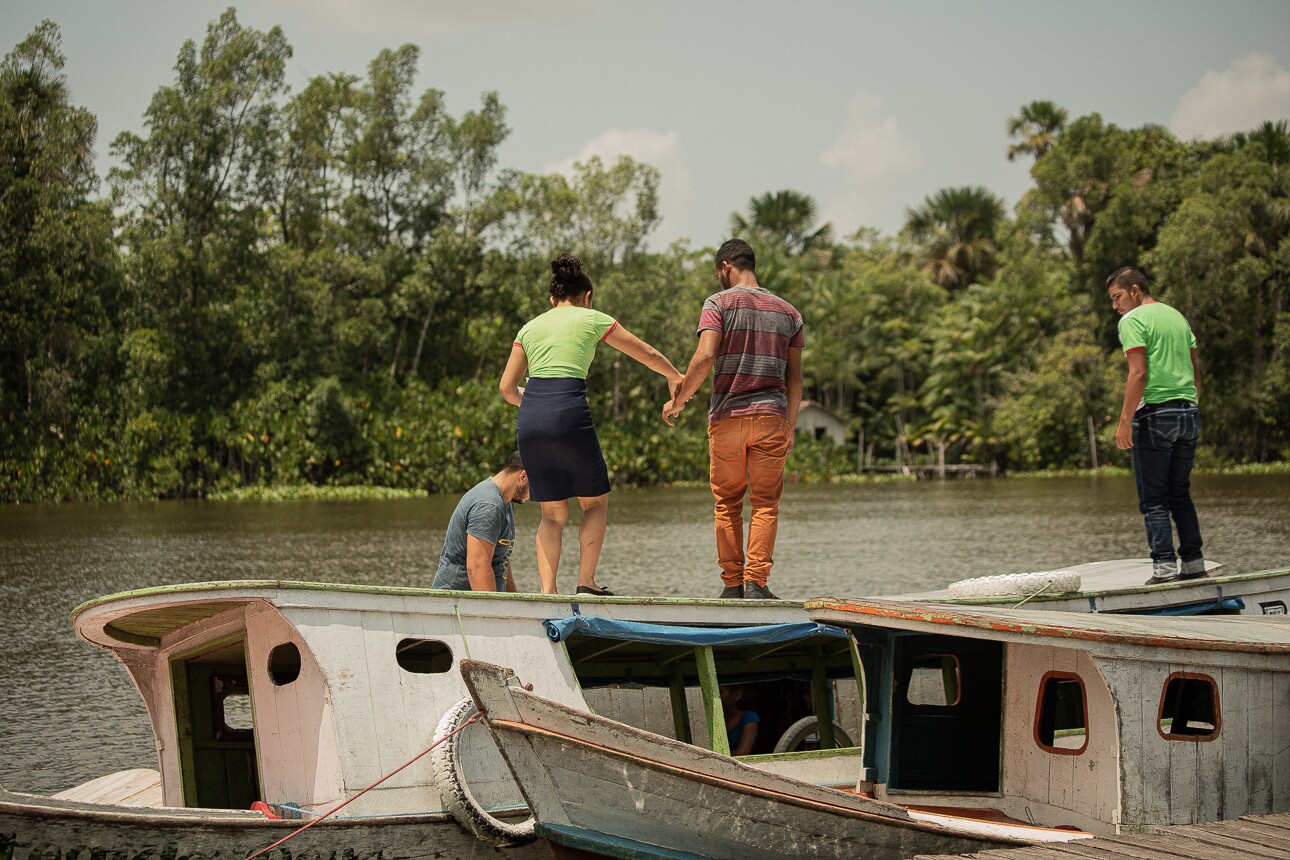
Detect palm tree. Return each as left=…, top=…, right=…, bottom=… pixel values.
left=1230, top=119, right=1290, bottom=166
left=729, top=189, right=833, bottom=255
left=1006, top=100, right=1068, bottom=162
left=903, top=186, right=1006, bottom=290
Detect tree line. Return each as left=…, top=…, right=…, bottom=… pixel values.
left=2, top=13, right=1288, bottom=503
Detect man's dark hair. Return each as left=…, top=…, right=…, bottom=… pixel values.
left=501, top=450, right=524, bottom=473
left=716, top=239, right=756, bottom=273
left=1106, top=266, right=1150, bottom=294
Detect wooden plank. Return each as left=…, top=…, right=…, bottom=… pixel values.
left=1248, top=668, right=1277, bottom=815
left=1031, top=836, right=1197, bottom=859
left=1276, top=674, right=1290, bottom=811
left=1193, top=663, right=1224, bottom=822
left=1191, top=822, right=1290, bottom=848
left=1221, top=666, right=1251, bottom=821
left=51, top=769, right=163, bottom=806
left=1167, top=829, right=1290, bottom=859
left=1164, top=661, right=1199, bottom=823
left=1110, top=831, right=1265, bottom=859
left=1226, top=819, right=1290, bottom=846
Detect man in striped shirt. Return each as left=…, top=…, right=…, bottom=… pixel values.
left=665, top=239, right=804, bottom=599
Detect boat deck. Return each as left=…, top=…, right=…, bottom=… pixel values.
left=914, top=811, right=1290, bottom=859
left=882, top=558, right=1231, bottom=603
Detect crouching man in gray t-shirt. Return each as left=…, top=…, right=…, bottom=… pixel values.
left=432, top=452, right=529, bottom=592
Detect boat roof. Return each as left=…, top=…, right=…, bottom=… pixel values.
left=806, top=597, right=1290, bottom=656
left=878, top=558, right=1287, bottom=605
left=70, top=580, right=807, bottom=651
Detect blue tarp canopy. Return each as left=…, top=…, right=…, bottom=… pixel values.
left=1136, top=597, right=1245, bottom=616
left=543, top=616, right=850, bottom=646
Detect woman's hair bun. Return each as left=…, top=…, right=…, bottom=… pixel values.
left=551, top=253, right=584, bottom=283
left=549, top=252, right=592, bottom=299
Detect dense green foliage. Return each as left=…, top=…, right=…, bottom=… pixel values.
left=3, top=14, right=1288, bottom=502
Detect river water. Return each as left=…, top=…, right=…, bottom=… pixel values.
left=2, top=473, right=1288, bottom=793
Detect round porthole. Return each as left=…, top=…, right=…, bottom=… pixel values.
left=396, top=638, right=453, bottom=674
left=268, top=642, right=302, bottom=686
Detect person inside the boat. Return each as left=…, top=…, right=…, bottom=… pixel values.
left=720, top=684, right=761, bottom=756
left=1107, top=266, right=1207, bottom=586
left=432, top=451, right=530, bottom=592
left=663, top=238, right=804, bottom=600
left=500, top=253, right=683, bottom=597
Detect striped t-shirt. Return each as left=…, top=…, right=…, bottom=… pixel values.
left=697, top=285, right=804, bottom=421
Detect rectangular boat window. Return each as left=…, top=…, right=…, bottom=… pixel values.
left=1035, top=672, right=1087, bottom=754
left=906, top=655, right=960, bottom=706
left=1159, top=673, right=1220, bottom=740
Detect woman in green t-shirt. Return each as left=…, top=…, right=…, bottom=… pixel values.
left=500, top=254, right=682, bottom=596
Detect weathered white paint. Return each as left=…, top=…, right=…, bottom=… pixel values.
left=70, top=585, right=810, bottom=820
left=811, top=598, right=1290, bottom=836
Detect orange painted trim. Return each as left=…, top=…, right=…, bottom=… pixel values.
left=1157, top=671, right=1221, bottom=742
left=1033, top=671, right=1089, bottom=756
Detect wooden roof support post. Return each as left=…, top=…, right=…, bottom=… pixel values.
left=695, top=646, right=729, bottom=756
left=811, top=645, right=836, bottom=749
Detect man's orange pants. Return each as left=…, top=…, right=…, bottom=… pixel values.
left=708, top=415, right=791, bottom=588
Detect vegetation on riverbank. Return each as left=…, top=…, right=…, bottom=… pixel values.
left=3, top=15, right=1288, bottom=504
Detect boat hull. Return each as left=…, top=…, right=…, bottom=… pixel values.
left=0, top=788, right=544, bottom=859
left=461, top=662, right=1043, bottom=860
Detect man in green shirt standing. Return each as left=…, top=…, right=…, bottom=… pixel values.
left=1107, top=266, right=1206, bottom=585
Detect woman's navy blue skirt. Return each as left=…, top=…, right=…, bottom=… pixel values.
left=517, top=377, right=611, bottom=502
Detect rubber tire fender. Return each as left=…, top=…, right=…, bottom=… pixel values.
left=772, top=717, right=856, bottom=753
left=946, top=571, right=1082, bottom=599
left=431, top=697, right=535, bottom=847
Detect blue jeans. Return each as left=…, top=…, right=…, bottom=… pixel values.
left=1131, top=401, right=1203, bottom=564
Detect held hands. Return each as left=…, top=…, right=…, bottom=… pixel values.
left=662, top=399, right=684, bottom=426
left=663, top=374, right=686, bottom=426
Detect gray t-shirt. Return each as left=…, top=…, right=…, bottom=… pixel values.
left=432, top=478, right=515, bottom=590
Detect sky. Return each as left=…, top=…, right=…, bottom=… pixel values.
left=5, top=0, right=1290, bottom=250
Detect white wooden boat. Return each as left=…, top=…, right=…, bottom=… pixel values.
left=2, top=582, right=828, bottom=858
left=460, top=598, right=1290, bottom=860
left=880, top=558, right=1290, bottom=616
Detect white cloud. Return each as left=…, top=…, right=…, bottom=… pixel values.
left=543, top=128, right=684, bottom=179
left=818, top=91, right=921, bottom=234
left=1171, top=53, right=1290, bottom=139
left=544, top=128, right=693, bottom=245
left=819, top=91, right=920, bottom=181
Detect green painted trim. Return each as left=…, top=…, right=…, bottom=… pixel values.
left=71, top=579, right=806, bottom=625
left=170, top=658, right=197, bottom=807
left=695, top=646, right=727, bottom=756
left=740, top=746, right=862, bottom=764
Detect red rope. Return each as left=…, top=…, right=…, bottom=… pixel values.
left=244, top=712, right=481, bottom=860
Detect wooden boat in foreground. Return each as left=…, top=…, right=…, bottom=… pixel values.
left=3, top=581, right=844, bottom=858
left=461, top=598, right=1290, bottom=860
